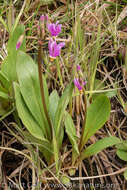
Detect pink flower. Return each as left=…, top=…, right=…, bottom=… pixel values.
left=47, top=21, right=61, bottom=36
left=48, top=39, right=65, bottom=58
left=40, top=15, right=48, bottom=22
left=73, top=78, right=86, bottom=91
left=76, top=65, right=81, bottom=71
left=16, top=41, right=21, bottom=50
left=16, top=35, right=24, bottom=50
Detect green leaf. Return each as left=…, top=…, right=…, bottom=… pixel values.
left=43, top=75, right=49, bottom=110
left=0, top=71, right=10, bottom=90
left=116, top=141, right=127, bottom=151
left=16, top=51, right=51, bottom=139
left=124, top=170, right=127, bottom=180
left=93, top=79, right=117, bottom=98
left=23, top=131, right=53, bottom=163
left=0, top=101, right=10, bottom=116
left=80, top=136, right=120, bottom=160
left=0, top=92, right=10, bottom=100
left=89, top=22, right=101, bottom=96
left=117, top=149, right=127, bottom=161
left=65, top=112, right=79, bottom=155
left=81, top=95, right=110, bottom=148
left=55, top=82, right=74, bottom=138
left=1, top=25, right=25, bottom=82
left=49, top=90, right=59, bottom=124
left=8, top=25, right=26, bottom=53
left=60, top=175, right=71, bottom=186
left=104, top=90, right=117, bottom=98
left=52, top=132, right=60, bottom=175
left=0, top=16, right=8, bottom=31
left=0, top=107, right=14, bottom=119
left=7, top=2, right=14, bottom=32
left=52, top=83, right=74, bottom=172
left=1, top=54, right=17, bottom=82
left=76, top=16, right=84, bottom=51
left=14, top=82, right=44, bottom=140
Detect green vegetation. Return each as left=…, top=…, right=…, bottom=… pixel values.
left=0, top=0, right=127, bottom=189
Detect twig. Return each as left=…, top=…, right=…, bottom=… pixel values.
left=70, top=166, right=127, bottom=180
left=40, top=166, right=127, bottom=181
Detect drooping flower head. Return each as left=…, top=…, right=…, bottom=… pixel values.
left=47, top=21, right=62, bottom=37
left=48, top=39, right=65, bottom=59
left=16, top=34, right=24, bottom=50
left=74, top=78, right=86, bottom=91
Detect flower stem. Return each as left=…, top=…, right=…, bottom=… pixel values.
left=56, top=58, right=64, bottom=88
left=37, top=27, right=53, bottom=140
left=78, top=88, right=87, bottom=152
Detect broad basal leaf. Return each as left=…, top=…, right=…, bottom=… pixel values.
left=52, top=132, right=60, bottom=175
left=55, top=82, right=74, bottom=138
left=16, top=51, right=51, bottom=139
left=80, top=136, right=120, bottom=160
left=65, top=112, right=79, bottom=155
left=81, top=95, right=110, bottom=149
left=52, top=82, right=73, bottom=170
left=65, top=112, right=79, bottom=164
left=14, top=82, right=44, bottom=140
left=23, top=131, right=53, bottom=163
left=49, top=90, right=59, bottom=124
left=117, top=149, right=127, bottom=161
left=116, top=141, right=127, bottom=151
left=93, top=79, right=117, bottom=99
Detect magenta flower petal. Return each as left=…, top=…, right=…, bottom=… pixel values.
left=73, top=78, right=82, bottom=91
left=48, top=40, right=57, bottom=57
left=40, top=15, right=45, bottom=21
left=47, top=22, right=62, bottom=36
left=16, top=35, right=24, bottom=50
left=83, top=81, right=87, bottom=86
left=48, top=40, right=65, bottom=58
left=16, top=41, right=21, bottom=50
left=74, top=78, right=86, bottom=91
left=76, top=64, right=81, bottom=71
left=53, top=42, right=65, bottom=57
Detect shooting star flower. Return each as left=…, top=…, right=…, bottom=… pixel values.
left=48, top=39, right=65, bottom=59
left=47, top=21, right=62, bottom=36
left=74, top=78, right=86, bottom=91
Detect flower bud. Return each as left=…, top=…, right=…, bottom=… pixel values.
left=16, top=34, right=24, bottom=50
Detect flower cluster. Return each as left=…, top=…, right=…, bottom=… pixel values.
left=47, top=20, right=65, bottom=59
left=16, top=15, right=65, bottom=59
